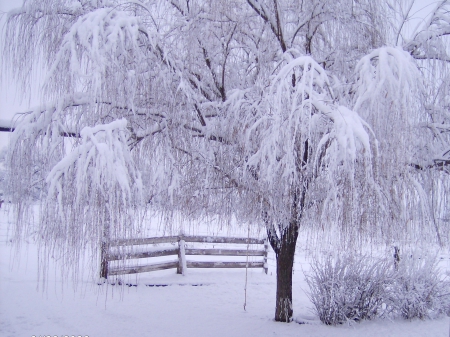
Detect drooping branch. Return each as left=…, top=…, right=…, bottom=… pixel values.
left=403, top=1, right=450, bottom=63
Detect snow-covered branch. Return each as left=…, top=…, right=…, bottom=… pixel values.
left=404, top=1, right=450, bottom=63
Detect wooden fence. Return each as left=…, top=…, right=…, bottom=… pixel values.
left=100, top=235, right=268, bottom=278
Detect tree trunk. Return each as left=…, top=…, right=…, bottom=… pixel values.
left=100, top=208, right=111, bottom=279
left=265, top=186, right=304, bottom=322
left=100, top=240, right=109, bottom=279
left=272, top=221, right=299, bottom=322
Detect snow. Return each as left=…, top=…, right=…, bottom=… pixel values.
left=51, top=8, right=140, bottom=76
left=1, top=207, right=448, bottom=337
left=354, top=46, right=421, bottom=113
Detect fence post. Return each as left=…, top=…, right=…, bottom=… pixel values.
left=264, top=238, right=269, bottom=274
left=177, top=237, right=187, bottom=275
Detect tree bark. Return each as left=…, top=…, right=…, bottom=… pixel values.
left=264, top=203, right=301, bottom=322
left=100, top=240, right=109, bottom=279
left=274, top=222, right=299, bottom=322
left=100, top=208, right=111, bottom=279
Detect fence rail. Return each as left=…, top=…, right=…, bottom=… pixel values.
left=109, top=261, right=179, bottom=276
left=101, top=235, right=268, bottom=278
left=109, top=235, right=265, bottom=246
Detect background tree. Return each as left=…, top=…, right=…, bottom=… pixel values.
left=2, top=0, right=450, bottom=322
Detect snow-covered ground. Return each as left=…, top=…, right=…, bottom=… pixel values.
left=1, top=207, right=449, bottom=337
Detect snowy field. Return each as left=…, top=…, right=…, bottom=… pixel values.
left=1, top=207, right=449, bottom=337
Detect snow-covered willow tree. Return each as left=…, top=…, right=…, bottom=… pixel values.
left=2, top=0, right=450, bottom=322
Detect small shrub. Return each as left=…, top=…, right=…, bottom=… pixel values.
left=386, top=255, right=450, bottom=320
left=305, top=254, right=390, bottom=325
left=306, top=251, right=450, bottom=325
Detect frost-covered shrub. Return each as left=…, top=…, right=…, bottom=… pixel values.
left=387, top=255, right=450, bottom=320
left=306, top=252, right=450, bottom=325
left=305, top=254, right=390, bottom=325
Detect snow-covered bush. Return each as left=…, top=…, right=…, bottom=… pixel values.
left=306, top=252, right=450, bottom=325
left=305, top=254, right=390, bottom=325
left=387, top=255, right=450, bottom=320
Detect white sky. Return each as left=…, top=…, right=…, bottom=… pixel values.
left=0, top=0, right=439, bottom=151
